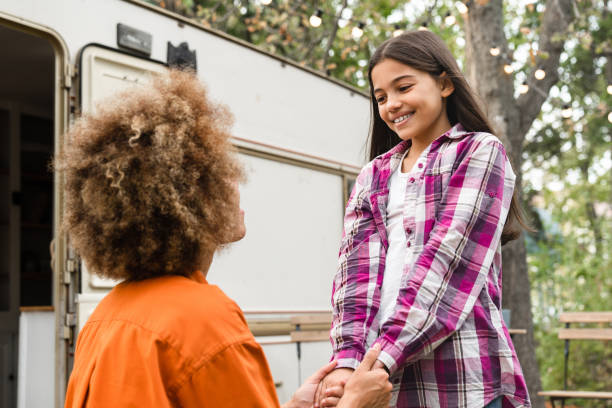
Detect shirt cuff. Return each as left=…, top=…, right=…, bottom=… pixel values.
left=375, top=338, right=405, bottom=374
left=333, top=349, right=364, bottom=370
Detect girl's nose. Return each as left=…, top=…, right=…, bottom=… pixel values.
left=387, top=95, right=402, bottom=112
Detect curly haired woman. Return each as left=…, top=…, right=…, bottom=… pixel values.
left=59, top=70, right=391, bottom=408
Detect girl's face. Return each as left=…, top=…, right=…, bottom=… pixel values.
left=371, top=58, right=454, bottom=144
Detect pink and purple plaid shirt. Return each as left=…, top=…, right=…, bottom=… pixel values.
left=331, top=124, right=530, bottom=407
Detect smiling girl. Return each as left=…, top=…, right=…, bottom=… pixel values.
left=319, top=31, right=532, bottom=408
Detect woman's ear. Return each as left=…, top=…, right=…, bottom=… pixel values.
left=439, top=72, right=455, bottom=98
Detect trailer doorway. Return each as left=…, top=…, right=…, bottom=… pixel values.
left=0, top=24, right=55, bottom=407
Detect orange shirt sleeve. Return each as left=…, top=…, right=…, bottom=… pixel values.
left=175, top=339, right=280, bottom=407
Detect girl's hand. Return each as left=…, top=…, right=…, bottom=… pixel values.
left=284, top=360, right=338, bottom=408
left=337, top=345, right=392, bottom=408
left=314, top=368, right=353, bottom=407
left=320, top=385, right=345, bottom=408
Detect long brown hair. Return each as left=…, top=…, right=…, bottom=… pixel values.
left=367, top=30, right=529, bottom=245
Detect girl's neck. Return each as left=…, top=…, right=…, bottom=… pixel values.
left=403, top=118, right=452, bottom=172
left=408, top=122, right=451, bottom=157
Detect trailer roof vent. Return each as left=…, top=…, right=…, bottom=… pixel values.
left=117, top=23, right=152, bottom=56
left=167, top=42, right=197, bottom=72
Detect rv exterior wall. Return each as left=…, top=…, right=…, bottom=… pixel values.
left=2, top=0, right=370, bottom=168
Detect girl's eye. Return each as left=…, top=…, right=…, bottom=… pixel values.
left=375, top=96, right=386, bottom=104
left=399, top=85, right=413, bottom=92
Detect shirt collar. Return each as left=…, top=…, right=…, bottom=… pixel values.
left=380, top=122, right=468, bottom=162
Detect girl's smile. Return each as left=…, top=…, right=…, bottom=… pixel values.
left=371, top=58, right=454, bottom=147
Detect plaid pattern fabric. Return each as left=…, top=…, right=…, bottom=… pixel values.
left=330, top=124, right=530, bottom=407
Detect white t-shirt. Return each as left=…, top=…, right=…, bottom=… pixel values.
left=377, top=148, right=428, bottom=326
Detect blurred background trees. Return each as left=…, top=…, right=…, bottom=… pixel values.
left=146, top=0, right=611, bottom=406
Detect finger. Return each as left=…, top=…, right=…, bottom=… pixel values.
left=354, top=343, right=381, bottom=374
left=321, top=396, right=341, bottom=407
left=314, top=380, right=324, bottom=408
left=372, top=360, right=385, bottom=370
left=306, top=360, right=338, bottom=384
left=324, top=385, right=344, bottom=398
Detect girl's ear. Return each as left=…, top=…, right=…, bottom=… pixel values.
left=439, top=72, right=455, bottom=98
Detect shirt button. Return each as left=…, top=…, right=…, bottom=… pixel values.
left=407, top=228, right=412, bottom=234
left=407, top=241, right=411, bottom=247
left=409, top=177, right=415, bottom=183
left=418, top=163, right=423, bottom=168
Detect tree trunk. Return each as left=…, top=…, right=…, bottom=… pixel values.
left=464, top=0, right=576, bottom=406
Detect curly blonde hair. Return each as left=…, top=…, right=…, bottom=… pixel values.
left=56, top=69, right=244, bottom=281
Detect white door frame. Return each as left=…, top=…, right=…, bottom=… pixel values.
left=0, top=12, right=71, bottom=408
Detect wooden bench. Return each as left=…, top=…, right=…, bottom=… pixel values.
left=245, top=312, right=332, bottom=385
left=244, top=312, right=332, bottom=340
left=538, top=312, right=612, bottom=407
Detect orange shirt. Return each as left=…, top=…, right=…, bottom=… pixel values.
left=65, top=272, right=280, bottom=407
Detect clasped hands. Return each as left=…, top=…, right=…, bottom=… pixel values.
left=284, top=344, right=391, bottom=408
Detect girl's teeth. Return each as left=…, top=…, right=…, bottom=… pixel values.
left=394, top=114, right=411, bottom=123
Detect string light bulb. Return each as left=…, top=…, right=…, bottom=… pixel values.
left=261, top=0, right=272, bottom=5
left=418, top=22, right=428, bottom=31
left=607, top=84, right=612, bottom=95
left=456, top=1, right=468, bottom=14
left=309, top=9, right=323, bottom=28
left=519, top=81, right=529, bottom=94
left=444, top=12, right=456, bottom=25
left=503, top=64, right=514, bottom=74
left=489, top=46, right=501, bottom=56
left=534, top=69, right=546, bottom=80
left=352, top=22, right=365, bottom=38
left=393, top=24, right=403, bottom=37
left=608, top=112, right=612, bottom=123
left=561, top=104, right=573, bottom=118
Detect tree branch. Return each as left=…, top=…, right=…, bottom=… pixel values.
left=516, top=0, right=576, bottom=136
left=322, top=0, right=348, bottom=69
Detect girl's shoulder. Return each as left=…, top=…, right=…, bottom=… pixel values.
left=449, top=129, right=503, bottom=148
left=446, top=130, right=508, bottom=160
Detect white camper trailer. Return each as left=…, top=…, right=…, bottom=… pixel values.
left=0, top=0, right=370, bottom=406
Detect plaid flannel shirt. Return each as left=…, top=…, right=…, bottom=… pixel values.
left=331, top=124, right=530, bottom=407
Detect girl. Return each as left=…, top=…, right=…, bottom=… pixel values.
left=319, top=31, right=531, bottom=408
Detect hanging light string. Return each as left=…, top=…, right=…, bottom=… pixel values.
left=250, top=0, right=465, bottom=40
left=241, top=0, right=577, bottom=115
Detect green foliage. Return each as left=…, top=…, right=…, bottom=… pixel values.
left=523, top=2, right=611, bottom=405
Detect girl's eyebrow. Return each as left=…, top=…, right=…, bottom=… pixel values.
left=373, top=74, right=416, bottom=93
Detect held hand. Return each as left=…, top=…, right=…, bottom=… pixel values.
left=284, top=360, right=338, bottom=408
left=338, top=344, right=392, bottom=408
left=314, top=367, right=353, bottom=408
